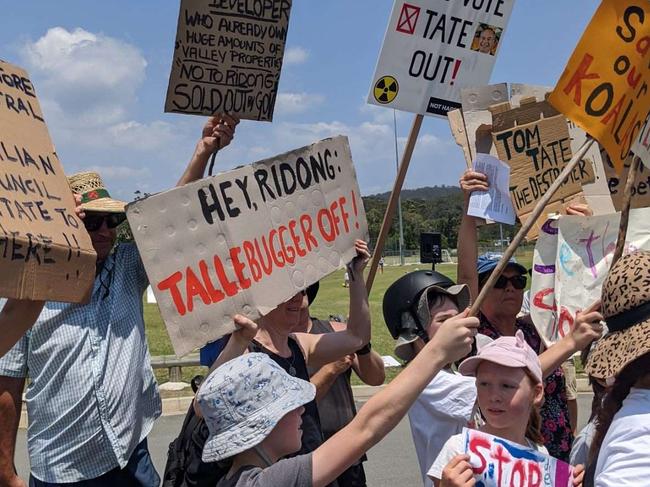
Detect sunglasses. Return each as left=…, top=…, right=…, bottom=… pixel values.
left=494, top=274, right=527, bottom=290
left=83, top=213, right=126, bottom=232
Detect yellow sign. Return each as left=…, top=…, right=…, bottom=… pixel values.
left=549, top=1, right=650, bottom=174
left=373, top=76, right=399, bottom=104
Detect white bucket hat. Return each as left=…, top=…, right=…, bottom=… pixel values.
left=197, top=353, right=315, bottom=463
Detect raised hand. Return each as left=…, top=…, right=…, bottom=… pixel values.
left=459, top=170, right=489, bottom=199
left=200, top=113, right=240, bottom=153
left=429, top=309, right=479, bottom=365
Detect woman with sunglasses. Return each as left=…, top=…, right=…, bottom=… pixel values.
left=456, top=169, right=603, bottom=462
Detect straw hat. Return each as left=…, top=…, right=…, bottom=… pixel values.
left=67, top=171, right=126, bottom=213
left=586, top=251, right=650, bottom=380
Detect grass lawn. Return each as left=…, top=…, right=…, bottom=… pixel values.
left=145, top=249, right=534, bottom=385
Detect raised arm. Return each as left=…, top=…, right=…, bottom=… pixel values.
left=294, top=240, right=372, bottom=368
left=0, top=376, right=26, bottom=487
left=310, top=310, right=479, bottom=487
left=0, top=300, right=43, bottom=359
left=327, top=320, right=385, bottom=386
left=456, top=170, right=488, bottom=301
left=177, top=114, right=239, bottom=187
left=208, top=316, right=258, bottom=373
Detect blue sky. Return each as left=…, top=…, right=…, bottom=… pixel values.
left=0, top=1, right=599, bottom=201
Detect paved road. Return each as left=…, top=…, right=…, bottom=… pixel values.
left=15, top=394, right=593, bottom=486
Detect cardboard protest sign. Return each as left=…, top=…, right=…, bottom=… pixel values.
left=632, top=113, right=650, bottom=167
left=602, top=149, right=650, bottom=210
left=127, top=136, right=368, bottom=356
left=491, top=98, right=595, bottom=239
left=549, top=0, right=650, bottom=174
left=461, top=428, right=573, bottom=487
left=530, top=209, right=650, bottom=344
left=0, top=60, right=96, bottom=302
left=368, top=0, right=515, bottom=117
left=165, top=0, right=292, bottom=121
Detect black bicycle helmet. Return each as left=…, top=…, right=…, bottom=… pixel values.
left=382, top=270, right=454, bottom=339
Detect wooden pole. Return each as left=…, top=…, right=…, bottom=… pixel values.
left=469, top=137, right=595, bottom=316
left=366, top=114, right=423, bottom=293
left=610, top=156, right=641, bottom=266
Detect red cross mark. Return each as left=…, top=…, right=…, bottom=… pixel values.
left=396, top=3, right=420, bottom=35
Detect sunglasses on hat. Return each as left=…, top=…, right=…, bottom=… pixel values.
left=494, top=274, right=527, bottom=290
left=83, top=213, right=126, bottom=232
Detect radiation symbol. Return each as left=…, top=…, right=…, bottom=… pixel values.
left=374, top=76, right=399, bottom=104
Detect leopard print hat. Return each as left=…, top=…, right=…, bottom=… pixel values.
left=585, top=250, right=650, bottom=380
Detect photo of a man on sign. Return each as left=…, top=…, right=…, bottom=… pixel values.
left=471, top=24, right=502, bottom=56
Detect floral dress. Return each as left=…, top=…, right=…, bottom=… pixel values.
left=477, top=314, right=574, bottom=462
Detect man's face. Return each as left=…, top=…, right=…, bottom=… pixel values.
left=478, top=29, right=496, bottom=53
left=86, top=213, right=117, bottom=262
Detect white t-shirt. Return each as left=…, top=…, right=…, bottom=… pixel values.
left=407, top=369, right=477, bottom=487
left=428, top=433, right=548, bottom=481
left=594, top=387, right=650, bottom=486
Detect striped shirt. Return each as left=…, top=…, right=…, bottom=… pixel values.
left=0, top=243, right=161, bottom=483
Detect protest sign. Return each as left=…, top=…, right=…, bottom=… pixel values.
left=461, top=428, right=573, bottom=487
left=632, top=113, right=650, bottom=167
left=468, top=153, right=516, bottom=225
left=602, top=150, right=650, bottom=210
left=368, top=0, right=515, bottom=117
left=549, top=0, right=650, bottom=174
left=530, top=209, right=650, bottom=344
left=491, top=98, right=595, bottom=239
left=0, top=60, right=95, bottom=302
left=127, top=136, right=368, bottom=356
left=165, top=0, right=292, bottom=121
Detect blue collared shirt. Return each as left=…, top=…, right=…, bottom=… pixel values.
left=0, top=243, right=161, bottom=482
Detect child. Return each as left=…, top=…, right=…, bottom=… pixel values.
left=428, top=330, right=584, bottom=486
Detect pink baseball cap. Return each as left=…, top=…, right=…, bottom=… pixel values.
left=458, top=330, right=542, bottom=384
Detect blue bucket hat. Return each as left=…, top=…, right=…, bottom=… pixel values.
left=476, top=252, right=527, bottom=278
left=197, top=353, right=315, bottom=462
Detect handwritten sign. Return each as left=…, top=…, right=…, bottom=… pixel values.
left=491, top=99, right=595, bottom=239
left=462, top=428, right=573, bottom=487
left=549, top=0, right=650, bottom=174
left=165, top=0, right=293, bottom=121
left=127, top=136, right=368, bottom=356
left=368, top=0, right=515, bottom=117
left=530, top=209, right=650, bottom=344
left=0, top=60, right=95, bottom=302
left=602, top=149, right=650, bottom=210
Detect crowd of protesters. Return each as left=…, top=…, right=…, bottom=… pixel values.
left=1, top=120, right=649, bottom=487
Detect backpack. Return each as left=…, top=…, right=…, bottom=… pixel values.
left=162, top=378, right=230, bottom=487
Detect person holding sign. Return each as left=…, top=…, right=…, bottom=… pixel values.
left=456, top=169, right=604, bottom=462
left=428, top=331, right=585, bottom=486
left=193, top=306, right=478, bottom=487
left=584, top=251, right=650, bottom=487
left=0, top=115, right=238, bottom=487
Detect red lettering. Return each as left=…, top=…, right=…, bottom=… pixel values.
left=317, top=209, right=336, bottom=242
left=229, top=246, right=251, bottom=290
left=601, top=94, right=626, bottom=128
left=185, top=266, right=212, bottom=313
left=243, top=240, right=263, bottom=282
left=533, top=288, right=556, bottom=312
left=557, top=306, right=574, bottom=338
left=468, top=435, right=491, bottom=474
left=637, top=36, right=650, bottom=56
left=509, top=459, right=526, bottom=487
left=562, top=53, right=600, bottom=106
left=269, top=229, right=286, bottom=267
left=300, top=214, right=318, bottom=251
left=329, top=200, right=342, bottom=236
left=278, top=225, right=296, bottom=264
left=527, top=462, right=542, bottom=487
left=157, top=271, right=186, bottom=316
left=199, top=259, right=225, bottom=303
left=491, top=444, right=511, bottom=485
left=338, top=196, right=350, bottom=233
left=213, top=255, right=238, bottom=297
left=256, top=236, right=274, bottom=275
left=289, top=220, right=306, bottom=257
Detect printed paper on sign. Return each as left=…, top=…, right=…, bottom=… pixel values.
left=127, top=136, right=368, bottom=356
left=462, top=428, right=573, bottom=487
left=549, top=0, right=650, bottom=174
left=468, top=153, right=516, bottom=225
left=165, top=0, right=293, bottom=121
left=0, top=60, right=96, bottom=303
left=368, top=0, right=516, bottom=117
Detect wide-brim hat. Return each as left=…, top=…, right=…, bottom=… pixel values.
left=198, top=353, right=315, bottom=463
left=415, top=283, right=471, bottom=330
left=68, top=171, right=126, bottom=213
left=586, top=251, right=650, bottom=380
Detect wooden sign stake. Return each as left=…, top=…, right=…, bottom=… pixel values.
left=611, top=155, right=642, bottom=266
left=469, top=137, right=595, bottom=316
left=365, top=114, right=423, bottom=293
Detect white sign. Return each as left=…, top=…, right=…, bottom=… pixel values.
left=632, top=113, right=650, bottom=169
left=468, top=153, right=516, bottom=225
left=127, top=136, right=368, bottom=356
left=530, top=209, right=650, bottom=344
left=368, top=0, right=515, bottom=117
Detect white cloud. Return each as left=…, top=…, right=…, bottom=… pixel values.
left=283, top=46, right=309, bottom=65
left=275, top=92, right=325, bottom=114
